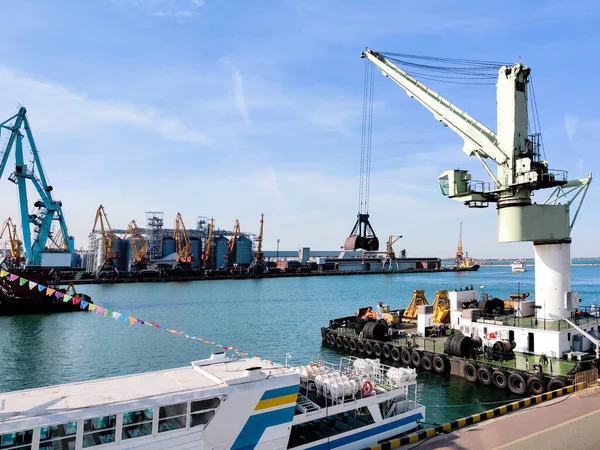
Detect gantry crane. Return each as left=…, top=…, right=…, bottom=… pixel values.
left=202, top=218, right=214, bottom=269
left=249, top=214, right=266, bottom=274
left=122, top=220, right=149, bottom=271
left=363, top=49, right=592, bottom=320
left=174, top=213, right=193, bottom=265
left=91, top=205, right=121, bottom=272
left=223, top=219, right=241, bottom=267
left=0, top=217, right=23, bottom=266
left=0, top=107, right=74, bottom=266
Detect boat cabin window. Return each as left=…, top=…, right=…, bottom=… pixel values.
left=190, top=398, right=220, bottom=428
left=0, top=430, right=33, bottom=450
left=288, top=408, right=374, bottom=448
left=158, top=403, right=187, bottom=433
left=83, top=415, right=116, bottom=448
left=122, top=408, right=153, bottom=440
left=39, top=421, right=77, bottom=450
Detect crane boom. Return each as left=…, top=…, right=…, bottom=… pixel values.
left=91, top=205, right=120, bottom=270
left=204, top=218, right=214, bottom=266
left=456, top=221, right=463, bottom=259
left=122, top=220, right=148, bottom=267
left=174, top=213, right=193, bottom=263
left=0, top=217, right=23, bottom=262
left=362, top=50, right=508, bottom=168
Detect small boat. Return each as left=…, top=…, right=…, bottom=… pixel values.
left=512, top=259, right=526, bottom=273
left=0, top=353, right=425, bottom=449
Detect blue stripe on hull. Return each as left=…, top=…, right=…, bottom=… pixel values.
left=232, top=405, right=296, bottom=450
left=304, top=412, right=424, bottom=450
left=260, top=385, right=299, bottom=400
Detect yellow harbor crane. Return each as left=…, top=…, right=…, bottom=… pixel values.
left=0, top=217, right=23, bottom=265
left=174, top=213, right=193, bottom=264
left=249, top=214, right=266, bottom=274
left=224, top=219, right=241, bottom=266
left=122, top=220, right=149, bottom=270
left=203, top=218, right=214, bottom=268
left=92, top=205, right=121, bottom=271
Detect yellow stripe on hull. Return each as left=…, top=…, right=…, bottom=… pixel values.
left=254, top=393, right=298, bottom=410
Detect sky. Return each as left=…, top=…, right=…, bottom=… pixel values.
left=0, top=0, right=599, bottom=259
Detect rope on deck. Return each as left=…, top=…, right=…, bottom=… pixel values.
left=360, top=383, right=581, bottom=450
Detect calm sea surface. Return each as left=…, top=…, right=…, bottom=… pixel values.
left=1, top=264, right=599, bottom=426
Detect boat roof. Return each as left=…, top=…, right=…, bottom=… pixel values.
left=0, top=358, right=295, bottom=433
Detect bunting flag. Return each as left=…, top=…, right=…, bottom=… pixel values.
left=4, top=271, right=275, bottom=366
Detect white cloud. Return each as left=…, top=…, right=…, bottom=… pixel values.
left=0, top=67, right=208, bottom=144
left=564, top=114, right=579, bottom=140
left=112, top=0, right=204, bottom=19
left=233, top=68, right=251, bottom=125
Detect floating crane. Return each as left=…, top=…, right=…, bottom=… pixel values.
left=0, top=217, right=23, bottom=266
left=174, top=213, right=193, bottom=265
left=91, top=205, right=121, bottom=272
left=0, top=107, right=74, bottom=266
left=122, top=220, right=148, bottom=271
left=453, top=222, right=477, bottom=270
left=363, top=49, right=591, bottom=320
left=223, top=220, right=241, bottom=267
left=202, top=218, right=214, bottom=269
left=344, top=58, right=379, bottom=252
left=249, top=214, right=266, bottom=274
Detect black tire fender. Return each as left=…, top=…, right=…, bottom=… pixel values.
left=357, top=339, right=366, bottom=353
left=335, top=336, right=343, bottom=349
left=527, top=375, right=545, bottom=395
left=464, top=362, right=478, bottom=382
left=342, top=337, right=349, bottom=350
left=391, top=346, right=401, bottom=362
left=508, top=372, right=527, bottom=395
left=401, top=348, right=412, bottom=366
left=421, top=354, right=433, bottom=371
left=477, top=366, right=493, bottom=386
left=411, top=350, right=422, bottom=368
left=364, top=341, right=374, bottom=356
left=373, top=342, right=383, bottom=358
left=492, top=370, right=508, bottom=389
left=349, top=339, right=357, bottom=352
left=432, top=355, right=446, bottom=374
left=382, top=344, right=392, bottom=360
left=547, top=377, right=567, bottom=392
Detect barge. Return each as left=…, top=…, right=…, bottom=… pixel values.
left=0, top=270, right=92, bottom=315
left=321, top=287, right=600, bottom=397
left=0, top=353, right=425, bottom=449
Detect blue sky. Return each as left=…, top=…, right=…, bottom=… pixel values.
left=0, top=0, right=598, bottom=258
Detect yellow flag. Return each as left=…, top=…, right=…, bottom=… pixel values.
left=0, top=269, right=8, bottom=277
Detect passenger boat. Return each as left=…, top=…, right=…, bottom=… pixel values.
left=511, top=259, right=526, bottom=273
left=0, top=353, right=425, bottom=450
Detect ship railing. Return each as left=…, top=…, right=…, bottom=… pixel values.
left=472, top=305, right=600, bottom=331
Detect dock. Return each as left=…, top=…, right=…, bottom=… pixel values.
left=416, top=387, right=600, bottom=450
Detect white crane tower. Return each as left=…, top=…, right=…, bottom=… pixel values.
left=362, top=49, right=591, bottom=321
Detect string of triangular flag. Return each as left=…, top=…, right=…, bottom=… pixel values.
left=1, top=270, right=274, bottom=365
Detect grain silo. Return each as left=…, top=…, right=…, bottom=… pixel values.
left=234, top=236, right=253, bottom=265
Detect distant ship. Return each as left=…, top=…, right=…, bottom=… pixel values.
left=512, top=259, right=526, bottom=273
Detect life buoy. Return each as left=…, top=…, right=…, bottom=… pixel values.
left=361, top=380, right=374, bottom=397
left=483, top=334, right=490, bottom=340
left=489, top=332, right=496, bottom=339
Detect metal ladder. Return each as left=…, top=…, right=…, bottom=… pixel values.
left=296, top=394, right=320, bottom=413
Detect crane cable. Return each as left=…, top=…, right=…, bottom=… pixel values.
left=358, top=59, right=375, bottom=214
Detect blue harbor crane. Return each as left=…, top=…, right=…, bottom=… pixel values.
left=0, top=107, right=74, bottom=267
